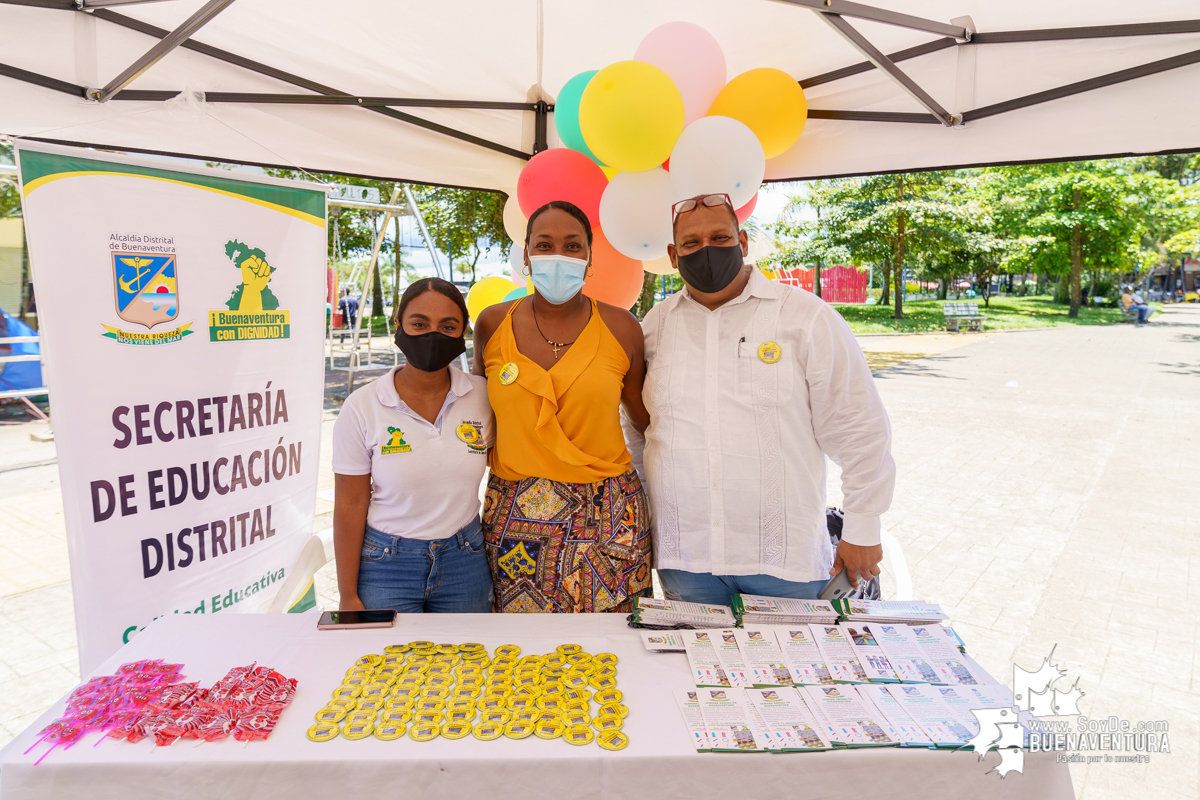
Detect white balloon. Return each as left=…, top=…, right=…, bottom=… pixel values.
left=503, top=193, right=527, bottom=247
left=508, top=245, right=526, bottom=283
left=643, top=254, right=677, bottom=275
left=669, top=116, right=765, bottom=209
left=598, top=168, right=675, bottom=261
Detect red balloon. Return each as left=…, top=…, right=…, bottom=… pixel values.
left=584, top=227, right=645, bottom=309
left=662, top=157, right=670, bottom=172
left=735, top=192, right=758, bottom=225
left=517, top=148, right=608, bottom=227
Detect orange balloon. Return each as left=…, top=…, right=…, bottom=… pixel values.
left=585, top=227, right=645, bottom=309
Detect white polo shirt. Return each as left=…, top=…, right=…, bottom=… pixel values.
left=332, top=366, right=494, bottom=541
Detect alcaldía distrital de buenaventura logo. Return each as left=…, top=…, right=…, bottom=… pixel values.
left=102, top=234, right=195, bottom=345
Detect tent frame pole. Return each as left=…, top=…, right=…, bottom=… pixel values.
left=772, top=0, right=969, bottom=40
left=818, top=12, right=956, bottom=126
left=88, top=0, right=236, bottom=102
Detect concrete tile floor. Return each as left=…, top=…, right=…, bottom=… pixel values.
left=3, top=309, right=1199, bottom=798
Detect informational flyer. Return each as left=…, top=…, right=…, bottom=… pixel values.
left=800, top=685, right=901, bottom=747
left=871, top=623, right=941, bottom=683
left=774, top=626, right=835, bottom=685
left=855, top=685, right=937, bottom=748
left=809, top=624, right=868, bottom=683
left=932, top=683, right=1016, bottom=736
left=743, top=688, right=832, bottom=752
left=16, top=141, right=326, bottom=672
left=839, top=623, right=900, bottom=682
left=695, top=688, right=773, bottom=753
left=674, top=690, right=712, bottom=752
left=908, top=625, right=991, bottom=685
left=684, top=631, right=731, bottom=688
left=888, top=684, right=975, bottom=747
left=641, top=631, right=687, bottom=652
left=714, top=630, right=753, bottom=688
left=733, top=629, right=793, bottom=687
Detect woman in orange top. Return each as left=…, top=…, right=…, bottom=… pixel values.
left=472, top=201, right=651, bottom=613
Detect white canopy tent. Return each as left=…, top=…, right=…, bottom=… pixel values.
left=1, top=0, right=1199, bottom=192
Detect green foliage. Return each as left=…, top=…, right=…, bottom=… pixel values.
left=838, top=296, right=1131, bottom=334
left=0, top=142, right=19, bottom=218
left=409, top=186, right=508, bottom=284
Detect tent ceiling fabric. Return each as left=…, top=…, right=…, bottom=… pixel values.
left=1, top=0, right=1199, bottom=192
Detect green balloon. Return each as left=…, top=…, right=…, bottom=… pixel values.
left=556, top=70, right=606, bottom=166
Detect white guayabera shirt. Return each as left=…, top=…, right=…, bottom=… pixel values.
left=626, top=269, right=895, bottom=583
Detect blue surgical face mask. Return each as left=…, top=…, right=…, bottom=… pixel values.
left=529, top=254, right=588, bottom=305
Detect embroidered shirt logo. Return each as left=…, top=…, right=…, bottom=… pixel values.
left=381, top=426, right=412, bottom=454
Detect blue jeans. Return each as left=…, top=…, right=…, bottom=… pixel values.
left=357, top=518, right=493, bottom=613
left=1130, top=304, right=1149, bottom=323
left=657, top=569, right=828, bottom=607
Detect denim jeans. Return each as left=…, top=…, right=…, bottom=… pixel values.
left=357, top=517, right=493, bottom=613
left=657, top=569, right=829, bottom=607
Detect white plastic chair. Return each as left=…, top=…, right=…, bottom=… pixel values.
left=268, top=529, right=335, bottom=613
left=878, top=528, right=913, bottom=601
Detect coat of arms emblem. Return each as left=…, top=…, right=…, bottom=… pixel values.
left=112, top=253, right=179, bottom=329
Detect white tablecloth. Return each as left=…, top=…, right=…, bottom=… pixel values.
left=0, top=613, right=1073, bottom=800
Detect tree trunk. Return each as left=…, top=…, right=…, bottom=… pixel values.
left=814, top=258, right=822, bottom=299
left=392, top=216, right=402, bottom=315
left=635, top=272, right=657, bottom=318
left=893, top=212, right=906, bottom=321
left=371, top=253, right=386, bottom=319
left=938, top=277, right=947, bottom=300
left=880, top=260, right=891, bottom=307
left=1069, top=187, right=1083, bottom=318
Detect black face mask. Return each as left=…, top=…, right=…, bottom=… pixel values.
left=394, top=329, right=466, bottom=373
left=676, top=242, right=744, bottom=294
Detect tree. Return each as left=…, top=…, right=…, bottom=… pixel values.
left=1013, top=162, right=1174, bottom=317
left=817, top=173, right=967, bottom=319
left=410, top=187, right=508, bottom=285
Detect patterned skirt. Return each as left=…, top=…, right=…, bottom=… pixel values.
left=481, top=468, right=653, bottom=613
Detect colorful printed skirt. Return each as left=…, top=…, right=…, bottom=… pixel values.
left=482, top=468, right=653, bottom=613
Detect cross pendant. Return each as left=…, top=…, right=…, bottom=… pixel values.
left=551, top=342, right=561, bottom=358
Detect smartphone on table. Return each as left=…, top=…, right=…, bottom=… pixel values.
left=317, top=609, right=397, bottom=630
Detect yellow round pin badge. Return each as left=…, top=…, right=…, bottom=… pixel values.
left=757, top=341, right=782, bottom=364
left=307, top=721, right=339, bottom=742
left=597, top=730, right=629, bottom=751
left=564, top=726, right=595, bottom=746
left=473, top=721, right=504, bottom=741
left=498, top=362, right=519, bottom=385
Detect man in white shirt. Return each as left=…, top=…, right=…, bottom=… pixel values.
left=627, top=193, right=895, bottom=605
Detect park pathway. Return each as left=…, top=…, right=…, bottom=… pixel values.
left=1, top=308, right=1198, bottom=799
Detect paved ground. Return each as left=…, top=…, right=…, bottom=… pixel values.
left=2, top=310, right=1198, bottom=799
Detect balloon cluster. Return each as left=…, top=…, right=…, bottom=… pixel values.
left=475, top=21, right=808, bottom=319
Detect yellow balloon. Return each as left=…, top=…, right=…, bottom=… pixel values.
left=600, top=165, right=619, bottom=180
left=579, top=61, right=685, bottom=172
left=466, top=276, right=521, bottom=324
left=707, top=68, right=807, bottom=159
left=642, top=255, right=676, bottom=275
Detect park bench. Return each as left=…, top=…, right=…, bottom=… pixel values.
left=1119, top=304, right=1140, bottom=323
left=942, top=301, right=985, bottom=332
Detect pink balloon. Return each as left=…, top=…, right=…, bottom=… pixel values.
left=516, top=147, right=608, bottom=227
left=635, top=22, right=727, bottom=127
left=736, top=193, right=758, bottom=225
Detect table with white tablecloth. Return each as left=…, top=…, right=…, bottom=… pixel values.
left=0, top=613, right=1073, bottom=800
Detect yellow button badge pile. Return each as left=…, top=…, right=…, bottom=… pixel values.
left=306, top=642, right=629, bottom=749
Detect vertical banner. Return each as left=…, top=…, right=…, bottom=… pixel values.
left=16, top=142, right=326, bottom=673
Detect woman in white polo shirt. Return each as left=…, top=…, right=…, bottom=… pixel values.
left=332, top=278, right=494, bottom=613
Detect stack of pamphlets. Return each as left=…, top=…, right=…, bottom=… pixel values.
left=631, top=598, right=735, bottom=629
left=675, top=686, right=833, bottom=753
left=731, top=595, right=839, bottom=626
left=833, top=599, right=948, bottom=624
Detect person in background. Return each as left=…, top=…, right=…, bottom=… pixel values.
left=339, top=288, right=359, bottom=330
left=332, top=278, right=494, bottom=613
left=472, top=200, right=652, bottom=614
left=625, top=193, right=895, bottom=606
left=1121, top=286, right=1150, bottom=324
